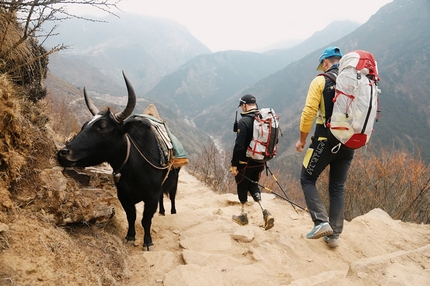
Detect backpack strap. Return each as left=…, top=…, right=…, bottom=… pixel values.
left=318, top=72, right=337, bottom=83
left=317, top=71, right=338, bottom=127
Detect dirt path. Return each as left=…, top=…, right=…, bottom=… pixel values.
left=120, top=169, right=430, bottom=286
left=1, top=168, right=429, bottom=285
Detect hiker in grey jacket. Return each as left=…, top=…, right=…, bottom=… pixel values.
left=230, top=94, right=274, bottom=230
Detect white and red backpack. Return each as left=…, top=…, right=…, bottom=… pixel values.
left=246, top=108, right=280, bottom=162
left=326, top=50, right=381, bottom=150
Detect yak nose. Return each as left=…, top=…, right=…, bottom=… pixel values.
left=57, top=147, right=77, bottom=167
left=58, top=148, right=70, bottom=156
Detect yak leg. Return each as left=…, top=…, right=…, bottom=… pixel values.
left=142, top=197, right=158, bottom=251
left=165, top=167, right=179, bottom=214
left=170, top=187, right=177, bottom=214
left=158, top=192, right=166, bottom=216
left=170, top=168, right=180, bottom=214
left=119, top=200, right=137, bottom=244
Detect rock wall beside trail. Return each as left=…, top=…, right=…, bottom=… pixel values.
left=0, top=72, right=117, bottom=227
left=38, top=166, right=117, bottom=226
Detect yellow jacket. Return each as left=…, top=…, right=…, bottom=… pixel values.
left=299, top=75, right=327, bottom=133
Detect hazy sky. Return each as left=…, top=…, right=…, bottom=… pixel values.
left=70, top=0, right=393, bottom=52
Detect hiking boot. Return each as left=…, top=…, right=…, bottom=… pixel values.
left=324, top=236, right=339, bottom=248
left=263, top=209, right=274, bottom=230
left=232, top=213, right=248, bottom=226
left=306, top=222, right=333, bottom=239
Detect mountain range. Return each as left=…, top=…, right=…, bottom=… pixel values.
left=44, top=14, right=211, bottom=94
left=45, top=0, right=430, bottom=167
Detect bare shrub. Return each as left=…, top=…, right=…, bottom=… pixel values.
left=0, top=10, right=49, bottom=102
left=43, top=91, right=81, bottom=140
left=259, top=165, right=307, bottom=211
left=189, top=142, right=235, bottom=193
left=188, top=142, right=307, bottom=211
left=0, top=1, right=122, bottom=102
left=190, top=141, right=429, bottom=223
left=318, top=147, right=430, bottom=224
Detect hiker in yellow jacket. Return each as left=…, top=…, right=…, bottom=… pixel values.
left=296, top=46, right=355, bottom=248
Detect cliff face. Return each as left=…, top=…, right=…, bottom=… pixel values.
left=0, top=8, right=118, bottom=260
left=0, top=9, right=56, bottom=224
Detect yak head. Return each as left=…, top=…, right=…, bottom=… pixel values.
left=57, top=71, right=136, bottom=168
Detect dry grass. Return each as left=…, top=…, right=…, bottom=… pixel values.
left=0, top=67, right=129, bottom=282
left=0, top=12, right=135, bottom=281
left=0, top=6, right=56, bottom=233
left=0, top=9, right=48, bottom=102
left=1, top=205, right=133, bottom=285
left=0, top=8, right=58, bottom=214
left=43, top=91, right=81, bottom=142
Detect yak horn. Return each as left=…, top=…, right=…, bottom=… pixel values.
left=84, top=87, right=100, bottom=116
left=113, top=71, right=136, bottom=122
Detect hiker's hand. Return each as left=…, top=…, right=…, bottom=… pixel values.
left=295, top=140, right=306, bottom=152
left=229, top=166, right=238, bottom=176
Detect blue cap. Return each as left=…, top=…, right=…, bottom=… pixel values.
left=317, top=46, right=343, bottom=70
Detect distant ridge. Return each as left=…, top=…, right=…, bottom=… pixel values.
left=44, top=13, right=212, bottom=94
left=142, top=20, right=358, bottom=118
left=195, top=0, right=430, bottom=163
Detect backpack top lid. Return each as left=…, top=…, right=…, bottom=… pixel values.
left=339, top=50, right=380, bottom=81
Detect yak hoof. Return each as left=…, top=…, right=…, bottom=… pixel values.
left=123, top=237, right=138, bottom=247
left=143, top=244, right=154, bottom=251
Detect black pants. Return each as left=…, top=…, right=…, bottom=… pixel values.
left=300, top=138, right=354, bottom=238
left=235, top=162, right=265, bottom=204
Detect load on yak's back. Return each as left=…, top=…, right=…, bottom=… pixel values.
left=327, top=50, right=381, bottom=151
left=136, top=103, right=188, bottom=169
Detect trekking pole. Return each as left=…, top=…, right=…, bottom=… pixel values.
left=265, top=163, right=299, bottom=214
left=239, top=173, right=307, bottom=212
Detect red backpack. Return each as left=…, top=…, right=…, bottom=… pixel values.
left=326, top=50, right=381, bottom=150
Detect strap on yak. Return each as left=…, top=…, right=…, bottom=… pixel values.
left=126, top=133, right=173, bottom=185
left=112, top=104, right=187, bottom=185
left=112, top=132, right=173, bottom=185
left=113, top=134, right=131, bottom=183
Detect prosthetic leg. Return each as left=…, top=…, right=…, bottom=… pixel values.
left=254, top=193, right=275, bottom=230
left=232, top=193, right=275, bottom=230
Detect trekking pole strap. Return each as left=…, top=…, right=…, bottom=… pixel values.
left=265, top=165, right=296, bottom=201
left=238, top=173, right=307, bottom=212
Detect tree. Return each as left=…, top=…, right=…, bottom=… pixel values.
left=1, top=1, right=121, bottom=42
left=0, top=0, right=122, bottom=101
